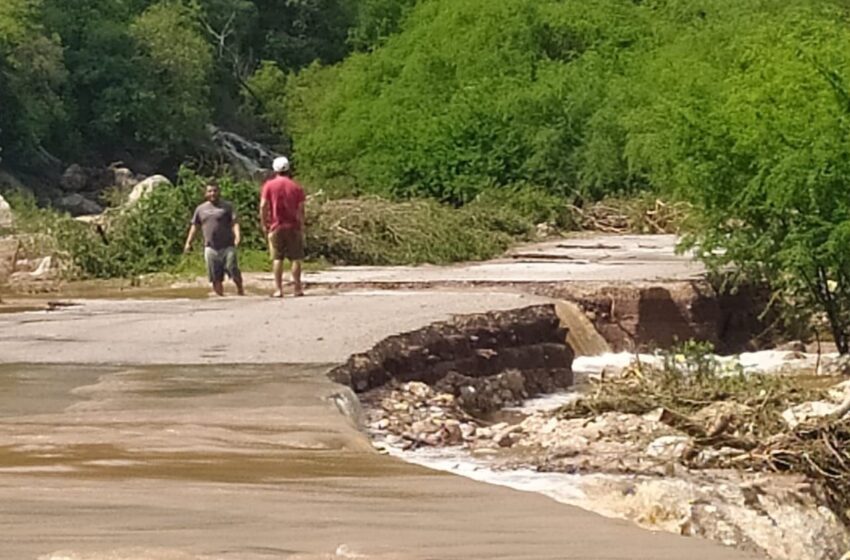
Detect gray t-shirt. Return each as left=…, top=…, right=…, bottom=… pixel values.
left=192, top=201, right=237, bottom=250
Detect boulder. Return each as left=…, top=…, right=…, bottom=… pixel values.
left=645, top=435, right=692, bottom=462
left=0, top=237, right=19, bottom=283
left=60, top=164, right=87, bottom=192
left=57, top=194, right=104, bottom=217
left=127, top=175, right=172, bottom=206
left=0, top=169, right=25, bottom=191
left=112, top=166, right=140, bottom=190
left=0, top=193, right=12, bottom=229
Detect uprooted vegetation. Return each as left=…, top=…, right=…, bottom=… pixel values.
left=559, top=342, right=850, bottom=523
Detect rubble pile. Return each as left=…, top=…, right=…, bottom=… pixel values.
left=363, top=381, right=479, bottom=450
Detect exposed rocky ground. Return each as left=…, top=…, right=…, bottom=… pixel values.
left=359, top=346, right=850, bottom=560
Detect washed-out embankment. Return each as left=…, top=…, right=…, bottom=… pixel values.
left=328, top=299, right=850, bottom=560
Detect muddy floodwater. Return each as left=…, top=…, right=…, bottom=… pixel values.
left=0, top=363, right=418, bottom=559
left=0, top=362, right=757, bottom=560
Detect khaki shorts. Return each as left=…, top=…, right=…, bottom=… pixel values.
left=204, top=246, right=240, bottom=283
left=268, top=228, right=305, bottom=261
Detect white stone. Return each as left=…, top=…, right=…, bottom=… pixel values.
left=645, top=435, right=691, bottom=461
left=126, top=175, right=172, bottom=206
left=782, top=401, right=840, bottom=429
left=30, top=256, right=52, bottom=278
left=828, top=380, right=850, bottom=403
left=0, top=193, right=12, bottom=228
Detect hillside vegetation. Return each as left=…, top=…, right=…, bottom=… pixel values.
left=3, top=0, right=850, bottom=346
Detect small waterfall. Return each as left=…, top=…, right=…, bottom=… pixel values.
left=209, top=127, right=280, bottom=177
left=555, top=301, right=611, bottom=357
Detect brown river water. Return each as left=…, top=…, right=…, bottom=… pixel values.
left=0, top=362, right=757, bottom=560
left=0, top=363, right=423, bottom=559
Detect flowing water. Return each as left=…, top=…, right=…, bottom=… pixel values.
left=0, top=363, right=424, bottom=559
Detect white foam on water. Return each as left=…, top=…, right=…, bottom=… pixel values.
left=506, top=390, right=582, bottom=414
left=572, top=352, right=659, bottom=376
left=573, top=350, right=838, bottom=377
left=388, top=446, right=589, bottom=506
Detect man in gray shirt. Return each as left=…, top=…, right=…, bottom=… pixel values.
left=183, top=183, right=244, bottom=296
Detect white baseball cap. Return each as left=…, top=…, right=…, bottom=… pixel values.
left=272, top=156, right=290, bottom=173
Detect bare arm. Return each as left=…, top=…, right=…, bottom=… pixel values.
left=233, top=222, right=242, bottom=246
left=298, top=202, right=306, bottom=232
left=259, top=199, right=270, bottom=234
left=184, top=224, right=198, bottom=253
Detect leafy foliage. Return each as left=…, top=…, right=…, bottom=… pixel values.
left=0, top=0, right=66, bottom=164
left=129, top=1, right=214, bottom=153
left=8, top=169, right=558, bottom=277
left=617, top=2, right=850, bottom=349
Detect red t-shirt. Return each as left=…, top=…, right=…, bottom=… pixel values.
left=261, top=176, right=306, bottom=231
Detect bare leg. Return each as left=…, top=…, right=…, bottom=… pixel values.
left=292, top=260, right=304, bottom=296
left=272, top=259, right=284, bottom=298
left=212, top=281, right=224, bottom=296
left=233, top=272, right=244, bottom=296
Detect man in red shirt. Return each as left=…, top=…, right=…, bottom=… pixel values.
left=261, top=156, right=307, bottom=298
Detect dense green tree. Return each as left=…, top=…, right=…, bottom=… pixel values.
left=0, top=0, right=66, bottom=165
left=252, top=0, right=355, bottom=69
left=348, top=0, right=417, bottom=51
left=283, top=0, right=655, bottom=202
left=129, top=0, right=214, bottom=152
left=621, top=1, right=850, bottom=349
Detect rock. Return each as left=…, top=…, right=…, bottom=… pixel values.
left=645, top=435, right=692, bottom=462
left=548, top=435, right=590, bottom=458
left=126, top=175, right=172, bottom=206
left=460, top=423, right=477, bottom=440
left=111, top=166, right=140, bottom=190
left=0, top=193, right=12, bottom=229
left=828, top=380, right=850, bottom=403
left=823, top=354, right=850, bottom=376
left=782, top=401, right=841, bottom=429
left=496, top=433, right=517, bottom=448
left=692, top=401, right=752, bottom=437
left=777, top=340, right=807, bottom=352
left=576, top=473, right=850, bottom=560
left=405, top=381, right=431, bottom=399
left=535, top=223, right=557, bottom=239
left=57, top=194, right=103, bottom=217
left=30, top=256, right=53, bottom=278
left=494, top=424, right=523, bottom=448
left=60, top=164, right=87, bottom=192
left=693, top=446, right=748, bottom=468
left=0, top=237, right=19, bottom=283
